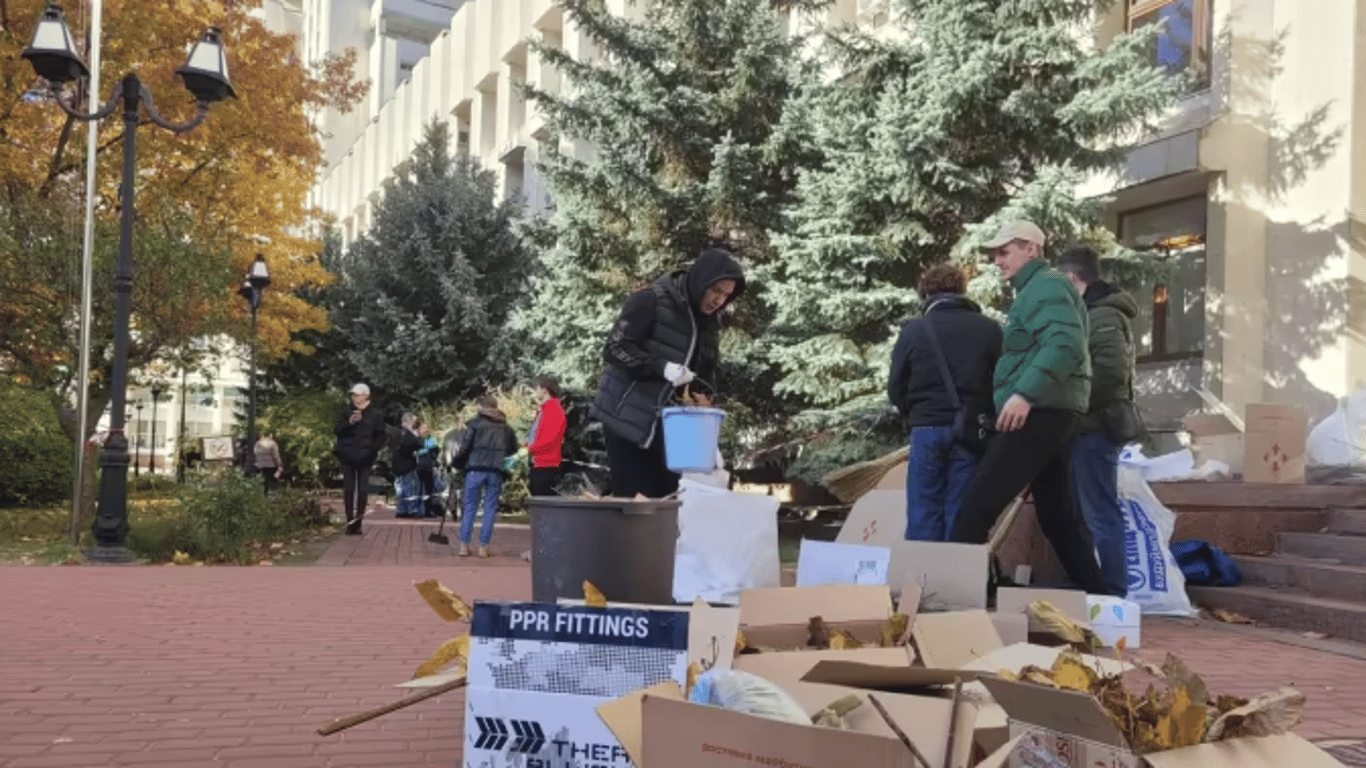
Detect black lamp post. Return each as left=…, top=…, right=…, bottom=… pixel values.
left=237, top=254, right=270, bottom=473
left=149, top=384, right=165, bottom=474
left=23, top=3, right=236, bottom=562
left=132, top=400, right=144, bottom=479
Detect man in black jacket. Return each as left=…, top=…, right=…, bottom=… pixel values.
left=333, top=383, right=386, bottom=535
left=888, top=264, right=1003, bottom=541
left=592, top=247, right=746, bottom=498
left=457, top=397, right=519, bottom=557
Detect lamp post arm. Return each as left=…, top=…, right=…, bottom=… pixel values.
left=51, top=82, right=122, bottom=122
left=138, top=84, right=210, bottom=133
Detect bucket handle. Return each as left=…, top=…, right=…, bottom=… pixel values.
left=670, top=378, right=718, bottom=407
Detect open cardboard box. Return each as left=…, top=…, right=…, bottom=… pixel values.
left=598, top=683, right=978, bottom=768
left=734, top=584, right=917, bottom=671
left=977, top=677, right=1345, bottom=768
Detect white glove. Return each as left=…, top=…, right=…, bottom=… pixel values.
left=664, top=362, right=695, bottom=386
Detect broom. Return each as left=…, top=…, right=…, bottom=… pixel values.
left=823, top=446, right=910, bottom=503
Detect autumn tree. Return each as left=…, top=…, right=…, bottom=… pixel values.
left=0, top=0, right=366, bottom=440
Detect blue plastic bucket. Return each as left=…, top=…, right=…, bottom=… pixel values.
left=660, top=407, right=725, bottom=473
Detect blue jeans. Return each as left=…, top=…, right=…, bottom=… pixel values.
left=459, top=470, right=504, bottom=546
left=1070, top=430, right=1127, bottom=596
left=906, top=426, right=978, bottom=541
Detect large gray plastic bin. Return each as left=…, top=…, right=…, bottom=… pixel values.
left=528, top=497, right=680, bottom=605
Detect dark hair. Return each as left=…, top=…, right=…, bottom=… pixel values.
left=477, top=395, right=498, bottom=409
left=534, top=375, right=561, bottom=399
left=917, top=263, right=968, bottom=296
left=1057, top=245, right=1101, bottom=284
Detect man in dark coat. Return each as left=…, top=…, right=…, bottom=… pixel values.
left=1059, top=245, right=1143, bottom=597
left=592, top=247, right=746, bottom=498
left=333, top=383, right=386, bottom=535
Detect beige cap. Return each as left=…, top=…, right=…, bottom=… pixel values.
left=349, top=383, right=370, bottom=396
left=979, top=220, right=1046, bottom=252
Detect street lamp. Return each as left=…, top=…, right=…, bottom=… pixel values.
left=237, top=254, right=270, bottom=473
left=133, top=400, right=144, bottom=479
left=149, top=384, right=165, bottom=475
left=23, top=3, right=236, bottom=562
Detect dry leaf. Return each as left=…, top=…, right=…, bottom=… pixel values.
left=1161, top=654, right=1210, bottom=705
left=583, top=580, right=608, bottom=608
left=1210, top=608, right=1254, bottom=625
left=996, top=668, right=1020, bottom=682
left=415, top=579, right=473, bottom=623
left=685, top=662, right=701, bottom=696
left=1204, top=687, right=1304, bottom=741
left=414, top=634, right=470, bottom=679
left=829, top=630, right=863, bottom=651
left=1116, top=636, right=1128, bottom=652
left=878, top=614, right=909, bottom=648
left=811, top=694, right=863, bottom=729
left=1028, top=599, right=1100, bottom=651
left=171, top=550, right=191, bottom=565
left=1052, top=658, right=1094, bottom=692
left=1154, top=685, right=1209, bottom=750
left=735, top=630, right=750, bottom=655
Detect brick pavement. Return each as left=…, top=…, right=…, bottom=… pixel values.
left=5, top=508, right=1366, bottom=766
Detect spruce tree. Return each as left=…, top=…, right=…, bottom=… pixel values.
left=518, top=0, right=828, bottom=424
left=328, top=120, right=534, bottom=404
left=763, top=0, right=1178, bottom=475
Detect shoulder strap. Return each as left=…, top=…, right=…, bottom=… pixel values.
left=918, top=312, right=961, bottom=409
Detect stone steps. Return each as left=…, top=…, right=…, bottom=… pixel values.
left=1188, top=585, right=1366, bottom=644
left=1277, top=531, right=1366, bottom=566
left=1329, top=508, right=1366, bottom=536
left=1231, top=554, right=1366, bottom=602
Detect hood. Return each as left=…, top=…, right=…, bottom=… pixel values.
left=924, top=293, right=982, bottom=314
left=1084, top=281, right=1139, bottom=318
left=685, top=248, right=747, bottom=315
left=478, top=406, right=507, bottom=423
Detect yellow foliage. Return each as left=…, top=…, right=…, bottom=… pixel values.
left=583, top=580, right=608, bottom=607
left=414, top=634, right=469, bottom=679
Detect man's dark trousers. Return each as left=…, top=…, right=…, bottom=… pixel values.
left=949, top=407, right=1109, bottom=594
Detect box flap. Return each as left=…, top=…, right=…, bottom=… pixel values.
left=990, top=612, right=1028, bottom=646
left=978, top=677, right=1128, bottom=748
left=912, top=610, right=1004, bottom=669
left=797, top=539, right=891, bottom=587
left=896, top=580, right=923, bottom=619
left=836, top=489, right=904, bottom=546
left=996, top=587, right=1089, bottom=634
left=800, top=659, right=980, bottom=690
left=1146, top=733, right=1345, bottom=768
left=1183, top=412, right=1241, bottom=436
left=962, top=642, right=1131, bottom=677
left=976, top=735, right=1024, bottom=768
left=739, top=585, right=892, bottom=626
left=596, top=682, right=685, bottom=768
left=890, top=541, right=989, bottom=610
left=688, top=599, right=741, bottom=672
left=734, top=647, right=913, bottom=682
left=640, top=694, right=917, bottom=768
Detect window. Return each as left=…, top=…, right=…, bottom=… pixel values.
left=1127, top=0, right=1212, bottom=92
left=1119, top=195, right=1207, bottom=362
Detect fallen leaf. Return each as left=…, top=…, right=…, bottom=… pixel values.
left=1154, top=685, right=1209, bottom=750
left=807, top=616, right=831, bottom=649
left=878, top=614, right=909, bottom=648
left=1302, top=631, right=1328, bottom=640
left=583, top=581, right=608, bottom=608
left=414, top=634, right=470, bottom=679
left=1210, top=609, right=1254, bottom=625
left=829, top=630, right=863, bottom=651
left=171, top=550, right=191, bottom=565
left=1051, top=657, right=1094, bottom=692
left=685, top=662, right=700, bottom=696
left=1204, top=687, right=1304, bottom=741
left=811, top=694, right=863, bottom=729
left=415, top=580, right=473, bottom=622
left=735, top=630, right=750, bottom=655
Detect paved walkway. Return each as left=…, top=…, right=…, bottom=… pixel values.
left=3, top=506, right=1366, bottom=766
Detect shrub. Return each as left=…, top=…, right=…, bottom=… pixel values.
left=0, top=378, right=74, bottom=508
left=258, top=390, right=344, bottom=487
left=129, top=475, right=178, bottom=496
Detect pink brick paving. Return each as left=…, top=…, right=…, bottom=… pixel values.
left=2, top=504, right=1365, bottom=766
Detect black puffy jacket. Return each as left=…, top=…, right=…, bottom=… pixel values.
left=887, top=294, right=1004, bottom=427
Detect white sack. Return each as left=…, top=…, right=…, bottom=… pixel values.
left=1117, top=464, right=1196, bottom=617
left=673, top=479, right=780, bottom=604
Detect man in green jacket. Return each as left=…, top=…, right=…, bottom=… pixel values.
left=1059, top=245, right=1142, bottom=598
left=949, top=221, right=1109, bottom=595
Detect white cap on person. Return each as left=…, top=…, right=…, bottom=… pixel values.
left=349, top=383, right=370, bottom=396
left=979, top=220, right=1046, bottom=252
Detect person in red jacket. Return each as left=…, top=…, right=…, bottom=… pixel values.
left=525, top=375, right=568, bottom=496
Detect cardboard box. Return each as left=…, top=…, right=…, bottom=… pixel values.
left=1183, top=412, right=1244, bottom=474
left=795, top=539, right=891, bottom=587
left=1244, top=403, right=1308, bottom=484
left=978, top=677, right=1345, bottom=768
left=738, top=584, right=899, bottom=649
left=1087, top=594, right=1142, bottom=648
left=835, top=493, right=990, bottom=608
left=995, top=587, right=1089, bottom=640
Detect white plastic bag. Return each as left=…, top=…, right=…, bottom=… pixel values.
left=1117, top=464, right=1196, bottom=617
left=673, top=479, right=780, bottom=604
left=689, top=669, right=810, bottom=725
left=1308, top=386, right=1366, bottom=467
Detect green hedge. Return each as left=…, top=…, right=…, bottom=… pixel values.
left=0, top=379, right=74, bottom=508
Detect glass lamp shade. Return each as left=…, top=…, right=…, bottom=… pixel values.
left=175, top=26, right=236, bottom=102
left=247, top=254, right=270, bottom=290
left=21, top=4, right=89, bottom=84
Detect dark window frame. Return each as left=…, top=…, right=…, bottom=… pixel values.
left=1127, top=0, right=1213, bottom=93
left=1118, top=193, right=1209, bottom=364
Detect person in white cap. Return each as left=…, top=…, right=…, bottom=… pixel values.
left=333, top=383, right=386, bottom=535
left=948, top=221, right=1111, bottom=595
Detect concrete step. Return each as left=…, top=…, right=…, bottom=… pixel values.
left=1232, top=555, right=1366, bottom=602
left=1329, top=508, right=1366, bottom=536
left=1277, top=531, right=1366, bottom=565
left=1188, top=585, right=1366, bottom=643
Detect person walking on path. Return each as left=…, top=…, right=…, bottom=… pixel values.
left=333, top=383, right=386, bottom=535
left=888, top=264, right=1003, bottom=541
left=1058, top=245, right=1143, bottom=597
left=525, top=375, right=568, bottom=496
left=592, top=247, right=746, bottom=498
left=457, top=396, right=519, bottom=557
left=947, top=221, right=1110, bottom=595
left=389, top=413, right=425, bottom=518
left=253, top=432, right=284, bottom=495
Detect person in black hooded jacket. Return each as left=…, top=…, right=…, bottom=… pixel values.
left=592, top=246, right=747, bottom=498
